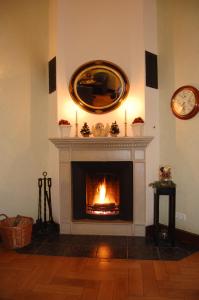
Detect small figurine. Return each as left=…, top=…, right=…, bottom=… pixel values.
left=80, top=122, right=91, bottom=137
left=110, top=121, right=120, bottom=137
left=92, top=123, right=110, bottom=137
left=159, top=165, right=172, bottom=181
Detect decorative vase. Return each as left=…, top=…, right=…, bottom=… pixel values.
left=131, top=123, right=144, bottom=136
left=59, top=125, right=72, bottom=137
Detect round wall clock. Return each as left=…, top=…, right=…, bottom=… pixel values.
left=171, top=85, right=199, bottom=120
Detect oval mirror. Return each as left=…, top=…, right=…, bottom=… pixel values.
left=69, top=60, right=129, bottom=114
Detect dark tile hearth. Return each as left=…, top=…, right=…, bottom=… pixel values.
left=15, top=234, right=199, bottom=260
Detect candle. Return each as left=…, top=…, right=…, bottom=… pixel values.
left=75, top=111, right=78, bottom=137
left=125, top=109, right=127, bottom=123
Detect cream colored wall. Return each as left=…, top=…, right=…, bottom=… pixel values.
left=49, top=0, right=159, bottom=225
left=0, top=0, right=49, bottom=219
left=56, top=0, right=146, bottom=134
left=158, top=0, right=199, bottom=234
left=143, top=0, right=159, bottom=225
left=47, top=0, right=60, bottom=223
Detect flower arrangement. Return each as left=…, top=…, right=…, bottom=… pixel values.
left=58, top=119, right=71, bottom=125
left=110, top=121, right=120, bottom=137
left=132, top=117, right=144, bottom=124
left=58, top=119, right=71, bottom=137
left=131, top=117, right=144, bottom=136
left=80, top=122, right=91, bottom=137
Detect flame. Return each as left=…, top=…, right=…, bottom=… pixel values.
left=94, top=178, right=113, bottom=205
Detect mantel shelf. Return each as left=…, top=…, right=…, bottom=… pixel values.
left=49, top=136, right=154, bottom=149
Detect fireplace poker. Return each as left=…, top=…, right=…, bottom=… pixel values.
left=47, top=178, right=54, bottom=222
left=43, top=171, right=47, bottom=223
left=37, top=178, right=43, bottom=223
left=36, top=171, right=59, bottom=235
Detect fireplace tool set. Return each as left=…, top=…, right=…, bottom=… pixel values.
left=35, top=172, right=59, bottom=234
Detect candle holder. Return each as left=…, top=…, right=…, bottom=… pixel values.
left=75, top=123, right=79, bottom=137
left=124, top=122, right=127, bottom=137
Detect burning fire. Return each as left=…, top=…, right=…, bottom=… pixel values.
left=93, top=178, right=113, bottom=205
left=86, top=175, right=119, bottom=216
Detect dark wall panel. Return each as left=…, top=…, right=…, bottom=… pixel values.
left=145, top=51, right=158, bottom=89
left=48, top=57, right=56, bottom=93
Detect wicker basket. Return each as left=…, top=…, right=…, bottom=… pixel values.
left=0, top=214, right=33, bottom=249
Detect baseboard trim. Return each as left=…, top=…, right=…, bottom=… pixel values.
left=146, top=225, right=199, bottom=247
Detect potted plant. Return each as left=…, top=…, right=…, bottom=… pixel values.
left=131, top=117, right=144, bottom=136
left=80, top=122, right=91, bottom=137
left=58, top=119, right=72, bottom=137
left=110, top=121, right=120, bottom=137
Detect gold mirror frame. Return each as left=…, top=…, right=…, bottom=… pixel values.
left=69, top=60, right=129, bottom=114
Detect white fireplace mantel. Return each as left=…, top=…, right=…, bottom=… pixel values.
left=50, top=136, right=153, bottom=149
left=50, top=136, right=153, bottom=236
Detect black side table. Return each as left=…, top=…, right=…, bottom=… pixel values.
left=153, top=185, right=176, bottom=246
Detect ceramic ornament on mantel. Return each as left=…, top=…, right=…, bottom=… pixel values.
left=92, top=123, right=110, bottom=137
left=110, top=121, right=120, bottom=137
left=80, top=122, right=91, bottom=137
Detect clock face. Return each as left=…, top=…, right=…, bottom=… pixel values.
left=171, top=86, right=199, bottom=119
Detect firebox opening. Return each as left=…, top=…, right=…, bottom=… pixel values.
left=72, top=161, right=133, bottom=221
left=86, top=173, right=120, bottom=217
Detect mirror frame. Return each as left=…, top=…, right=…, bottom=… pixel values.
left=69, top=60, right=129, bottom=114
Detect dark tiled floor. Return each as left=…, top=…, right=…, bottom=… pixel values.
left=16, top=234, right=199, bottom=260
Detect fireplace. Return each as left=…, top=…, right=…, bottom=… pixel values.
left=72, top=161, right=133, bottom=221
left=50, top=136, right=153, bottom=236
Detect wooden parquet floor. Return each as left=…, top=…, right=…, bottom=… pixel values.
left=0, top=249, right=199, bottom=300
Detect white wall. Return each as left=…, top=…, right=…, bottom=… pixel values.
left=143, top=0, right=159, bottom=225
left=56, top=0, right=146, bottom=133
left=158, top=0, right=199, bottom=234
left=0, top=0, right=49, bottom=219
left=48, top=0, right=159, bottom=225
left=47, top=0, right=60, bottom=223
